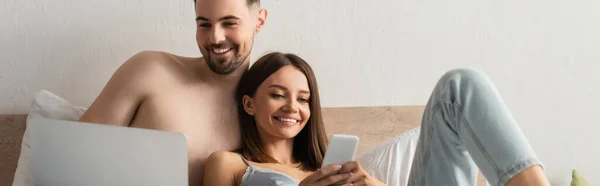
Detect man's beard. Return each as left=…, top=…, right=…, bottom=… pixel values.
left=203, top=36, right=254, bottom=75
left=204, top=47, right=250, bottom=75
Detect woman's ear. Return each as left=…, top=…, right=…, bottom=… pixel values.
left=242, top=95, right=255, bottom=115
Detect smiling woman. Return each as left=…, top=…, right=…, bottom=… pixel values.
left=202, top=50, right=551, bottom=186
left=201, top=52, right=388, bottom=186
left=236, top=52, right=326, bottom=170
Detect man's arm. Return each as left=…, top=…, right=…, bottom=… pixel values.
left=79, top=51, right=158, bottom=126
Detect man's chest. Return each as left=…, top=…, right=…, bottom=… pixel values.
left=131, top=90, right=240, bottom=148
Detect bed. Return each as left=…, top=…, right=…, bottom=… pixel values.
left=0, top=106, right=488, bottom=186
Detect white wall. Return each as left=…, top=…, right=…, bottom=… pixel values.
left=1, top=0, right=598, bottom=185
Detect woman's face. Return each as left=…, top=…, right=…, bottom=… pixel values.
left=243, top=65, right=311, bottom=140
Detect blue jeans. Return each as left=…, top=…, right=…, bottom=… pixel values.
left=407, top=68, right=543, bottom=186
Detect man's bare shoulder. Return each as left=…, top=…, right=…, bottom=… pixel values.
left=79, top=50, right=204, bottom=126
left=111, top=50, right=210, bottom=88
left=130, top=50, right=201, bottom=64
left=122, top=50, right=202, bottom=75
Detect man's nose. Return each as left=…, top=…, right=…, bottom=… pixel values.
left=210, top=26, right=225, bottom=44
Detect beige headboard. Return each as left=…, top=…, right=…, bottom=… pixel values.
left=0, top=114, right=27, bottom=186
left=322, top=106, right=425, bottom=154
left=0, top=106, right=487, bottom=186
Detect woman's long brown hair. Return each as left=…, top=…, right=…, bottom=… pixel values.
left=235, top=52, right=328, bottom=171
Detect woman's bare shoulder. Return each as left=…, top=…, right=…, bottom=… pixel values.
left=208, top=150, right=243, bottom=162
left=204, top=150, right=247, bottom=186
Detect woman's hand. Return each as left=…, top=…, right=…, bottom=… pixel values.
left=299, top=164, right=353, bottom=186
left=335, top=161, right=385, bottom=186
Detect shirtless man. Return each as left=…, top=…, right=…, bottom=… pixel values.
left=78, top=0, right=266, bottom=185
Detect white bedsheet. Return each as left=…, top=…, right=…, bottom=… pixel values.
left=356, top=127, right=421, bottom=186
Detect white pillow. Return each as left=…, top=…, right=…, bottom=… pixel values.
left=356, top=127, right=420, bottom=186
left=12, top=90, right=87, bottom=186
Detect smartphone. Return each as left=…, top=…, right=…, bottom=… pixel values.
left=321, top=134, right=360, bottom=168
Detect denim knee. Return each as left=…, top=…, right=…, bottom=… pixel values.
left=437, top=68, right=492, bottom=90
left=442, top=67, right=488, bottom=82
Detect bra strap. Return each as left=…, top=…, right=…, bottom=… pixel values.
left=238, top=153, right=251, bottom=166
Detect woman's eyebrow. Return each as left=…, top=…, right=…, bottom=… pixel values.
left=268, top=84, right=310, bottom=94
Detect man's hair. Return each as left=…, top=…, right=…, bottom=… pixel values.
left=193, top=0, right=260, bottom=6
left=235, top=52, right=328, bottom=171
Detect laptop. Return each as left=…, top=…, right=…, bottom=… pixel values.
left=28, top=118, right=188, bottom=186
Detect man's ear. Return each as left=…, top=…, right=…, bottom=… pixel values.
left=256, top=8, right=267, bottom=33
left=242, top=95, right=255, bottom=115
